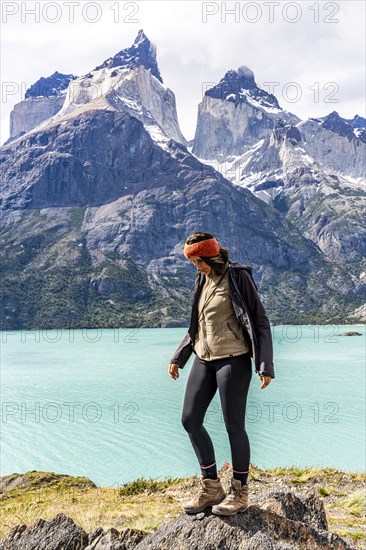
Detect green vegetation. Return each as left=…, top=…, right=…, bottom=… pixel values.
left=118, top=476, right=184, bottom=496
left=69, top=207, right=86, bottom=229
left=335, top=492, right=365, bottom=517
left=273, top=193, right=298, bottom=214
left=117, top=208, right=130, bottom=219
left=140, top=198, right=160, bottom=205
left=263, top=465, right=344, bottom=482
left=0, top=471, right=184, bottom=537
left=1, top=209, right=364, bottom=329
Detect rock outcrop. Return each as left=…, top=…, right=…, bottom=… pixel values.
left=0, top=491, right=356, bottom=550
left=297, top=116, right=365, bottom=181
left=8, top=71, right=77, bottom=142
left=135, top=493, right=353, bottom=550
left=94, top=29, right=163, bottom=84
left=192, top=65, right=299, bottom=160
left=0, top=514, right=89, bottom=550
left=0, top=471, right=97, bottom=497
left=7, top=29, right=187, bottom=148
left=191, top=68, right=365, bottom=266
left=313, top=111, right=366, bottom=144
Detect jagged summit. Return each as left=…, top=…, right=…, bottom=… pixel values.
left=94, top=29, right=163, bottom=83
left=7, top=28, right=186, bottom=147
left=347, top=114, right=366, bottom=128
left=25, top=71, right=77, bottom=99
left=310, top=111, right=365, bottom=143
left=205, top=65, right=281, bottom=113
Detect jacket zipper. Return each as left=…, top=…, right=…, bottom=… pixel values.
left=201, top=288, right=211, bottom=359
left=202, top=319, right=211, bottom=359
left=229, top=272, right=257, bottom=367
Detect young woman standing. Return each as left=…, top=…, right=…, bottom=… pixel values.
left=168, top=232, right=275, bottom=516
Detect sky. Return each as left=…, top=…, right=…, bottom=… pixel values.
left=1, top=0, right=365, bottom=146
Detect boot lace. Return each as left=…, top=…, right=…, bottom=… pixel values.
left=196, top=479, right=211, bottom=502
left=221, top=485, right=237, bottom=504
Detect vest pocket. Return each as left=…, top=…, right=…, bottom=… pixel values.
left=226, top=321, right=240, bottom=341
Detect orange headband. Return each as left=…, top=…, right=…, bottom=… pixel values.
left=183, top=237, right=220, bottom=259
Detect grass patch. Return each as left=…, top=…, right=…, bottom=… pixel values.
left=334, top=529, right=366, bottom=542
left=0, top=471, right=96, bottom=502
left=0, top=473, right=185, bottom=538
left=350, top=531, right=366, bottom=541
left=264, top=465, right=340, bottom=482
left=336, top=492, right=366, bottom=517
left=118, top=476, right=185, bottom=496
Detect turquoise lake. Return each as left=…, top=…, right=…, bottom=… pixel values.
left=1, top=325, right=365, bottom=487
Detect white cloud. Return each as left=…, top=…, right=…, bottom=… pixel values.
left=1, top=0, right=365, bottom=145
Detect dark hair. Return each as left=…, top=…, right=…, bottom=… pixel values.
left=185, top=231, right=229, bottom=275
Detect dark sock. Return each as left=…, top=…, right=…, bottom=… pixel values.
left=233, top=469, right=249, bottom=485
left=200, top=461, right=218, bottom=480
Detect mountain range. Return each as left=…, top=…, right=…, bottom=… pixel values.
left=1, top=29, right=365, bottom=329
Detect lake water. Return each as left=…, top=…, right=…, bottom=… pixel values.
left=1, top=325, right=365, bottom=487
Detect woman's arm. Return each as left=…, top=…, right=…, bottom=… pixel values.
left=238, top=269, right=275, bottom=379
left=169, top=332, right=193, bottom=369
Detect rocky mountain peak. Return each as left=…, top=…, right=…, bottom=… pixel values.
left=94, top=29, right=163, bottom=83
left=25, top=71, right=77, bottom=99
left=228, top=65, right=256, bottom=89
left=205, top=65, right=281, bottom=112
left=348, top=114, right=366, bottom=128
left=346, top=114, right=366, bottom=142
left=311, top=110, right=365, bottom=142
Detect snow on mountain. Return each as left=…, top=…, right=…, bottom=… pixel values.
left=94, top=29, right=163, bottom=84
left=206, top=65, right=281, bottom=112
left=192, top=66, right=365, bottom=188
left=7, top=71, right=77, bottom=144
left=25, top=71, right=77, bottom=99
left=309, top=111, right=366, bottom=144
left=192, top=65, right=299, bottom=160
left=207, top=115, right=365, bottom=262
left=297, top=116, right=365, bottom=181
left=6, top=30, right=187, bottom=148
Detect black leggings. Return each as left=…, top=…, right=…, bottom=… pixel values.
left=181, top=352, right=252, bottom=472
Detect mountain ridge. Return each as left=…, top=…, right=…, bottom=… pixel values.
left=1, top=30, right=365, bottom=329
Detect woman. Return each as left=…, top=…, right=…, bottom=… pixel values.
left=168, top=232, right=275, bottom=516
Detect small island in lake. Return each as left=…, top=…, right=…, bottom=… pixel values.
left=336, top=332, right=362, bottom=336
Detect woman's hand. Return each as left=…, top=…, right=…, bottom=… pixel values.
left=259, top=375, right=272, bottom=389
left=168, top=363, right=180, bottom=380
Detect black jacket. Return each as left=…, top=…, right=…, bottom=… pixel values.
left=169, top=261, right=275, bottom=378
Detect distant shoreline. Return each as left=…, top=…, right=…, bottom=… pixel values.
left=0, top=323, right=365, bottom=332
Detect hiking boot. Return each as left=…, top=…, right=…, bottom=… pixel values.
left=182, top=475, right=226, bottom=514
left=211, top=476, right=249, bottom=515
